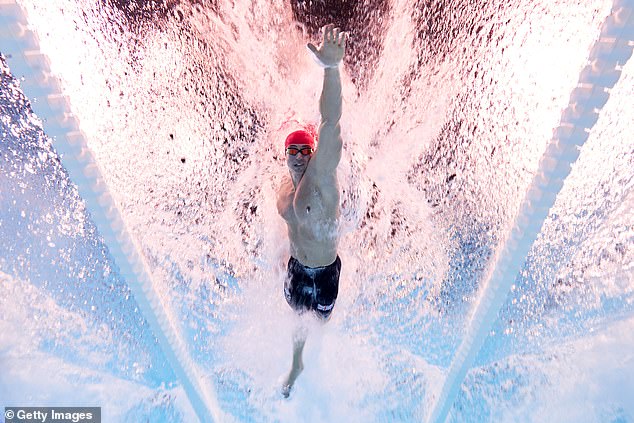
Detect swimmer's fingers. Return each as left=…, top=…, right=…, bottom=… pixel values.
left=329, top=25, right=337, bottom=43
left=321, top=24, right=347, bottom=48
left=308, top=24, right=345, bottom=67
left=323, top=24, right=334, bottom=43
left=307, top=42, right=318, bottom=55
left=338, top=31, right=347, bottom=48
left=332, top=27, right=341, bottom=45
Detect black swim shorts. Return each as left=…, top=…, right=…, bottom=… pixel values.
left=284, top=256, right=341, bottom=320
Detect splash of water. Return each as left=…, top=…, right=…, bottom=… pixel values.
left=1, top=0, right=634, bottom=421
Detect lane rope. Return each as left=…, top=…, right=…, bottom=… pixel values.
left=0, top=2, right=226, bottom=421
left=427, top=1, right=634, bottom=422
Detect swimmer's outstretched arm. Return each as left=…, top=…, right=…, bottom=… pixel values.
left=308, top=24, right=347, bottom=171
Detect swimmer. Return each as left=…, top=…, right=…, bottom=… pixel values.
left=277, top=23, right=347, bottom=397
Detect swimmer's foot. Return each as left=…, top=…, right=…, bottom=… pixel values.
left=281, top=328, right=306, bottom=399
left=281, top=383, right=291, bottom=399
left=280, top=361, right=304, bottom=399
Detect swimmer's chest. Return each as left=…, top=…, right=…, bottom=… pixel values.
left=278, top=173, right=338, bottom=224
left=279, top=187, right=327, bottom=228
left=298, top=172, right=339, bottom=218
left=293, top=184, right=325, bottom=218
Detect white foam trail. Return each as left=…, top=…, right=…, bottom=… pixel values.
left=0, top=2, right=226, bottom=422
left=427, top=1, right=634, bottom=422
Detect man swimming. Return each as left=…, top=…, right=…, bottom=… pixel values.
left=277, top=23, right=347, bottom=397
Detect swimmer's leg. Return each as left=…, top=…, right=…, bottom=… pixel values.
left=281, top=326, right=307, bottom=398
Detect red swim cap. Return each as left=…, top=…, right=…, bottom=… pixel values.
left=285, top=129, right=315, bottom=148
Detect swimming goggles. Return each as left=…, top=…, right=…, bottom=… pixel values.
left=286, top=146, right=314, bottom=156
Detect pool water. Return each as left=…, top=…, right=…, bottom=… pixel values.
left=1, top=0, right=633, bottom=421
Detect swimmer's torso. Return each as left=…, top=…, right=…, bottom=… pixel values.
left=278, top=166, right=340, bottom=267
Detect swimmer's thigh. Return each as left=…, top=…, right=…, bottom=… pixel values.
left=285, top=258, right=314, bottom=313
left=313, top=256, right=341, bottom=317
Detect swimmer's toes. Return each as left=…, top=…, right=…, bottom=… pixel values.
left=281, top=383, right=291, bottom=399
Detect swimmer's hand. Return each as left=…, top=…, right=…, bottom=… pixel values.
left=307, top=24, right=347, bottom=69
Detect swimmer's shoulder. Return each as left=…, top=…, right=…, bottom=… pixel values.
left=277, top=175, right=295, bottom=217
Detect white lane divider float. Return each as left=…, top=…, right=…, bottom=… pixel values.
left=0, top=1, right=227, bottom=422
left=428, top=1, right=634, bottom=422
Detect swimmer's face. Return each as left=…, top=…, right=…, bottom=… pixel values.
left=286, top=144, right=313, bottom=174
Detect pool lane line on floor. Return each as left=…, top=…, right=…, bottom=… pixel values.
left=0, top=2, right=227, bottom=421
left=427, top=1, right=634, bottom=422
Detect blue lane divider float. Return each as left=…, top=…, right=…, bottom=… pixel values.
left=427, top=1, right=634, bottom=422
left=0, top=2, right=227, bottom=422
